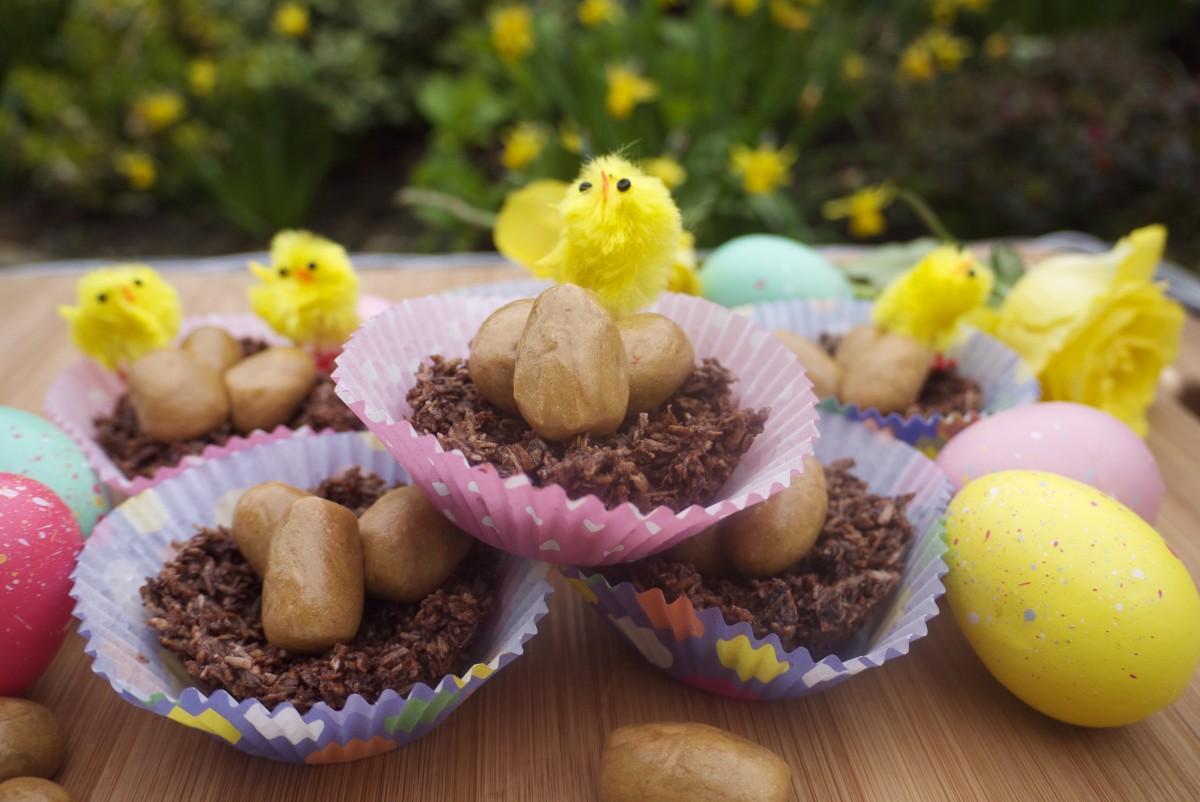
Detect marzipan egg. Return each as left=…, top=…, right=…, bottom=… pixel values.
left=945, top=470, right=1200, bottom=727
left=936, top=402, right=1164, bottom=523
left=0, top=473, right=84, bottom=696
left=700, top=234, right=850, bottom=307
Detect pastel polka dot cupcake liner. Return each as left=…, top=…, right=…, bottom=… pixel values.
left=749, top=298, right=1041, bottom=456
left=44, top=314, right=307, bottom=499
left=71, top=431, right=553, bottom=764
left=332, top=291, right=820, bottom=566
left=562, top=413, right=952, bottom=700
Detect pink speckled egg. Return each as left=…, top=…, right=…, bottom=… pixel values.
left=0, top=473, right=83, bottom=696
left=935, top=402, right=1164, bottom=523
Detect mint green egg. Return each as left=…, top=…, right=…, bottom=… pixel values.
left=700, top=234, right=850, bottom=306
left=0, top=406, right=110, bottom=537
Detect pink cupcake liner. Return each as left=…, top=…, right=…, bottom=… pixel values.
left=562, top=413, right=952, bottom=700
left=749, top=298, right=1041, bottom=455
left=71, top=431, right=553, bottom=763
left=45, top=314, right=332, bottom=498
left=333, top=292, right=820, bottom=566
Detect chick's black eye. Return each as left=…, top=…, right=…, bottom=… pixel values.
left=308, top=261, right=317, bottom=271
left=96, top=293, right=107, bottom=303
left=968, top=269, right=976, bottom=278
left=278, top=268, right=289, bottom=278
left=133, top=278, right=143, bottom=286
left=579, top=181, right=592, bottom=192
left=617, top=178, right=631, bottom=192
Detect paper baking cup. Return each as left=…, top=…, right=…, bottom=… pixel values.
left=333, top=292, right=819, bottom=566
left=562, top=413, right=951, bottom=700
left=45, top=314, right=329, bottom=498
left=750, top=298, right=1040, bottom=455
left=71, top=431, right=553, bottom=764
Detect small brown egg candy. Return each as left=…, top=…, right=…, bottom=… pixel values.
left=617, top=313, right=694, bottom=415
left=126, top=348, right=230, bottom=442
left=224, top=347, right=317, bottom=435
left=358, top=485, right=474, bottom=603
left=598, top=722, right=791, bottom=802
left=772, top=329, right=841, bottom=400
left=230, top=482, right=312, bottom=576
left=0, top=777, right=74, bottom=802
left=0, top=699, right=64, bottom=784
left=513, top=284, right=629, bottom=441
left=181, top=326, right=242, bottom=376
left=261, top=497, right=364, bottom=654
left=468, top=299, right=535, bottom=414
left=835, top=324, right=931, bottom=414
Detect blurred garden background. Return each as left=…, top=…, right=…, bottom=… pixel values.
left=1, top=0, right=1198, bottom=270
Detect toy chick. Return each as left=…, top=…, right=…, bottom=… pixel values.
left=537, top=154, right=682, bottom=318
left=872, top=244, right=994, bottom=351
left=248, top=230, right=360, bottom=355
left=58, top=264, right=181, bottom=371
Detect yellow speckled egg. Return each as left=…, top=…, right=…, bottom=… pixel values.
left=945, top=470, right=1200, bottom=727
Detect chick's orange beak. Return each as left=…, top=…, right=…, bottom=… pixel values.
left=295, top=269, right=314, bottom=284
left=122, top=286, right=136, bottom=303
left=600, top=170, right=610, bottom=196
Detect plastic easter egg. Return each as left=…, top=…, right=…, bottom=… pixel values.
left=936, top=402, right=1164, bottom=523
left=700, top=234, right=850, bottom=306
left=0, top=406, right=110, bottom=537
left=0, top=473, right=84, bottom=696
left=945, top=470, right=1200, bottom=727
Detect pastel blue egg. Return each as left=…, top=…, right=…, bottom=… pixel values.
left=700, top=234, right=850, bottom=306
left=0, top=406, right=110, bottom=537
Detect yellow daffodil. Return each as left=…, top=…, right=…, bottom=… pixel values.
left=273, top=2, right=310, bottom=38
left=494, top=179, right=568, bottom=273
left=668, top=231, right=703, bottom=296
left=899, top=42, right=936, bottom=82
left=491, top=5, right=534, bottom=64
left=730, top=142, right=797, bottom=195
left=641, top=156, right=687, bottom=190
left=731, top=0, right=761, bottom=16
left=842, top=52, right=867, bottom=82
left=578, top=0, right=622, bottom=27
left=821, top=184, right=897, bottom=238
left=187, top=59, right=217, bottom=97
left=131, top=92, right=184, bottom=134
left=770, top=0, right=811, bottom=30
left=925, top=27, right=972, bottom=70
left=984, top=32, right=1009, bottom=60
left=605, top=64, right=658, bottom=120
left=116, top=152, right=157, bottom=190
left=501, top=122, right=549, bottom=171
left=988, top=225, right=1184, bottom=435
left=559, top=121, right=583, bottom=154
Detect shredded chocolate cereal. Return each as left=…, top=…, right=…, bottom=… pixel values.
left=95, top=336, right=363, bottom=480
left=407, top=356, right=768, bottom=513
left=601, top=459, right=914, bottom=658
left=141, top=470, right=498, bottom=712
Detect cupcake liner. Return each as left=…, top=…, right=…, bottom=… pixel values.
left=333, top=291, right=819, bottom=566
left=749, top=298, right=1041, bottom=454
left=71, top=430, right=553, bottom=763
left=46, top=314, right=324, bottom=498
left=562, top=413, right=952, bottom=700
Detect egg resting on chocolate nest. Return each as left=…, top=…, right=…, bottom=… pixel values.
left=406, top=356, right=769, bottom=513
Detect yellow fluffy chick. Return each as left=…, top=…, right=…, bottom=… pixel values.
left=537, top=154, right=682, bottom=318
left=248, top=230, right=360, bottom=352
left=872, top=244, right=994, bottom=351
left=58, top=264, right=181, bottom=371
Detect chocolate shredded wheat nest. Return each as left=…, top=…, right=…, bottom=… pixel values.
left=601, top=459, right=915, bottom=659
left=406, top=356, right=769, bottom=513
left=141, top=468, right=499, bottom=713
left=817, top=332, right=984, bottom=418
left=95, top=338, right=364, bottom=480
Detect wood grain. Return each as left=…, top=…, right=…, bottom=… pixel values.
left=5, top=259, right=1199, bottom=802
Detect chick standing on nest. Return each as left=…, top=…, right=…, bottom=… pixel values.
left=58, top=264, right=181, bottom=371
left=872, top=244, right=994, bottom=352
left=248, top=230, right=360, bottom=358
left=537, top=154, right=682, bottom=318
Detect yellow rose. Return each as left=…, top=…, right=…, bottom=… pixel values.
left=990, top=225, right=1184, bottom=435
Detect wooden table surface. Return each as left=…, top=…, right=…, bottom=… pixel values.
left=4, top=259, right=1200, bottom=801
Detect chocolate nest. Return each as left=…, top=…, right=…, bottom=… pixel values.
left=140, top=469, right=499, bottom=713
left=94, top=338, right=364, bottom=480
left=406, top=356, right=769, bottom=513
left=601, top=459, right=915, bottom=659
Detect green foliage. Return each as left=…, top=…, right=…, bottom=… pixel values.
left=0, top=0, right=486, bottom=233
